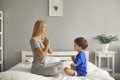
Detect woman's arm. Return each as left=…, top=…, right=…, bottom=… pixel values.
left=35, top=45, right=49, bottom=59
left=48, top=47, right=52, bottom=54
left=35, top=37, right=50, bottom=59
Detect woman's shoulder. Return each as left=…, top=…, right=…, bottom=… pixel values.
left=30, top=37, right=36, bottom=41
left=30, top=37, right=38, bottom=43
left=31, top=37, right=40, bottom=41
left=30, top=37, right=42, bottom=43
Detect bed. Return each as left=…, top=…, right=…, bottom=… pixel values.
left=0, top=51, right=115, bottom=80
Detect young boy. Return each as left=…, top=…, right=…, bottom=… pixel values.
left=64, top=37, right=88, bottom=76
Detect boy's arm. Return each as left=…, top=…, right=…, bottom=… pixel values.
left=72, top=63, right=77, bottom=67
left=71, top=63, right=77, bottom=69
left=71, top=56, right=76, bottom=63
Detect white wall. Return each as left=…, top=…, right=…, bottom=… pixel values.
left=0, top=0, right=120, bottom=72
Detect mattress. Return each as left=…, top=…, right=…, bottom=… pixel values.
left=0, top=61, right=115, bottom=80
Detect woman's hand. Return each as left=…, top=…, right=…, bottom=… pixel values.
left=43, top=37, right=50, bottom=47
left=43, top=37, right=52, bottom=54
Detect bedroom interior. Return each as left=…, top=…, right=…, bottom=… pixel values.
left=0, top=51, right=115, bottom=80
left=0, top=0, right=120, bottom=80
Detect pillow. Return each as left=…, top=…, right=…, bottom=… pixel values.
left=27, top=56, right=60, bottom=63
left=45, top=56, right=61, bottom=67
left=46, top=56, right=60, bottom=63
left=27, top=57, right=33, bottom=63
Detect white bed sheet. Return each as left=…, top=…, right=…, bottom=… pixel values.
left=0, top=61, right=115, bottom=80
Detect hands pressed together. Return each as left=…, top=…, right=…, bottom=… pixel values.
left=43, top=37, right=52, bottom=54
left=43, top=37, right=50, bottom=48
left=71, top=56, right=77, bottom=69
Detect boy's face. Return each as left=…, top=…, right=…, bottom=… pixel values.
left=74, top=42, right=81, bottom=51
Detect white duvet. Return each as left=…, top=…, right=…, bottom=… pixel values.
left=0, top=61, right=115, bottom=80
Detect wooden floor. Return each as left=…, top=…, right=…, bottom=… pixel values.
left=113, top=73, right=120, bottom=80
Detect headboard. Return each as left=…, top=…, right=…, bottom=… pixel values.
left=21, top=51, right=89, bottom=63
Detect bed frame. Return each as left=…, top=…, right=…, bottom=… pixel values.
left=21, top=51, right=89, bottom=63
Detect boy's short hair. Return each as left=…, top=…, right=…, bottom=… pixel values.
left=74, top=37, right=88, bottom=49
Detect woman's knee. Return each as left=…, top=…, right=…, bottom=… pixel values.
left=50, top=67, right=59, bottom=75
left=53, top=67, right=59, bottom=73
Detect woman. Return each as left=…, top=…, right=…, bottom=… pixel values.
left=30, top=20, right=59, bottom=76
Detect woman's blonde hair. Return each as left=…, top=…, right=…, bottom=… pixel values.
left=31, top=20, right=46, bottom=38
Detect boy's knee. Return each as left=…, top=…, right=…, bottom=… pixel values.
left=64, top=67, right=69, bottom=72
left=64, top=67, right=75, bottom=76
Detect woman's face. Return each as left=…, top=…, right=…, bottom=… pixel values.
left=42, top=23, right=47, bottom=34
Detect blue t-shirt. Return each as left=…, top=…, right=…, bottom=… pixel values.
left=75, top=51, right=87, bottom=76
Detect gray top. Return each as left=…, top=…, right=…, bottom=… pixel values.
left=30, top=37, right=59, bottom=76
left=30, top=37, right=46, bottom=67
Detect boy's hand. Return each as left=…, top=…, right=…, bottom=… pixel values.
left=71, top=56, right=75, bottom=62
left=70, top=63, right=76, bottom=69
